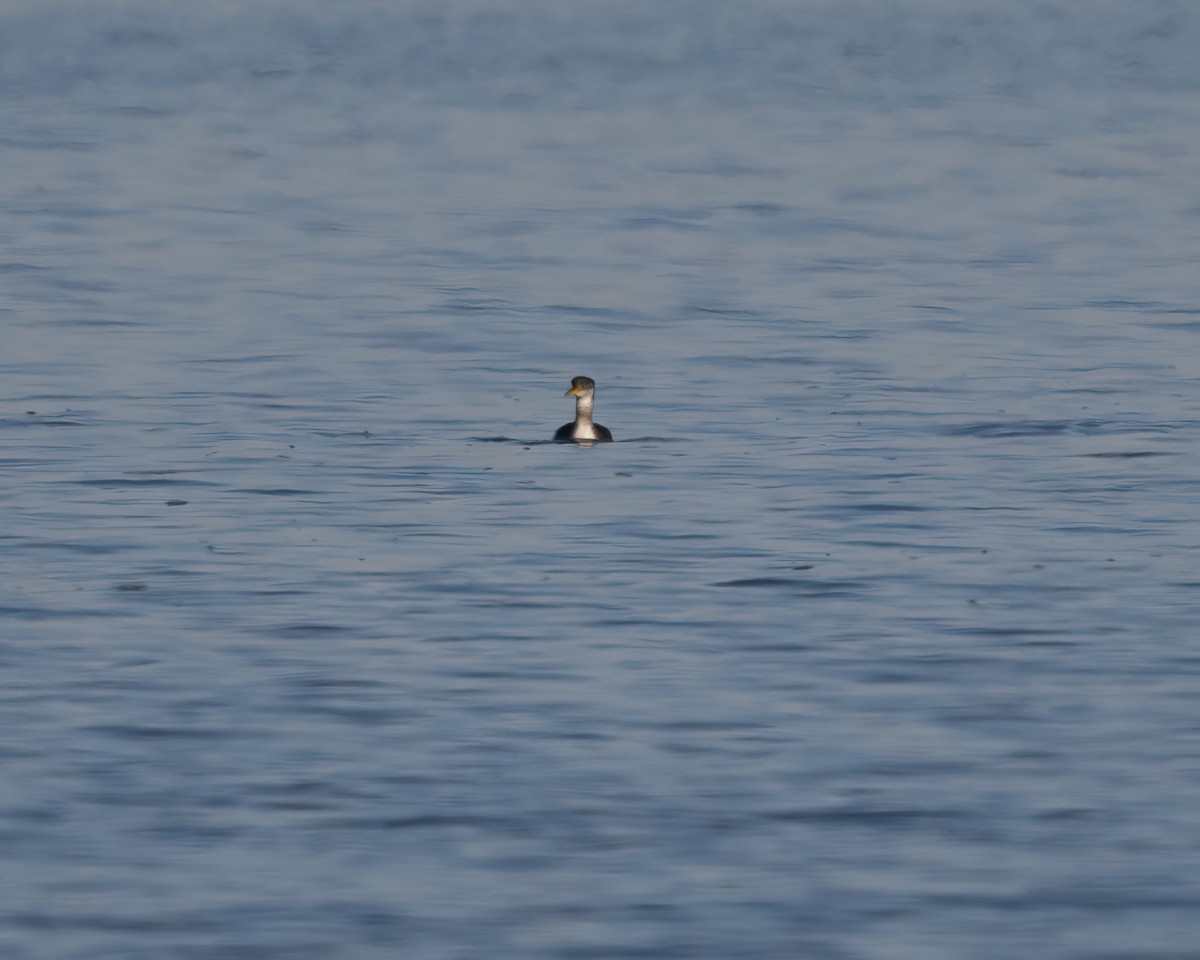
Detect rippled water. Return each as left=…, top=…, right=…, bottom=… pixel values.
left=3, top=2, right=1200, bottom=958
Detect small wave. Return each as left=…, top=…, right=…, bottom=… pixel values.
left=946, top=419, right=1169, bottom=438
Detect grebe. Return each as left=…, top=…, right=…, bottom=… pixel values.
left=554, top=376, right=613, bottom=443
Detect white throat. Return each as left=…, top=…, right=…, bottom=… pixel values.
left=572, top=392, right=598, bottom=439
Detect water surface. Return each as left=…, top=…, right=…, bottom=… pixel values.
left=3, top=2, right=1200, bottom=958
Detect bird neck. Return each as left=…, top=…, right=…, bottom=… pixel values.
left=574, top=393, right=595, bottom=423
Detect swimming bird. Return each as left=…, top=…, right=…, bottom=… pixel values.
left=554, top=375, right=613, bottom=443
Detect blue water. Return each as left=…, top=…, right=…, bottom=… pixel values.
left=3, top=2, right=1200, bottom=957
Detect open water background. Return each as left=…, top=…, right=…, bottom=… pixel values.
left=3, top=2, right=1200, bottom=957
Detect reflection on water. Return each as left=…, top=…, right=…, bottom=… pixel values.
left=4, top=2, right=1200, bottom=958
